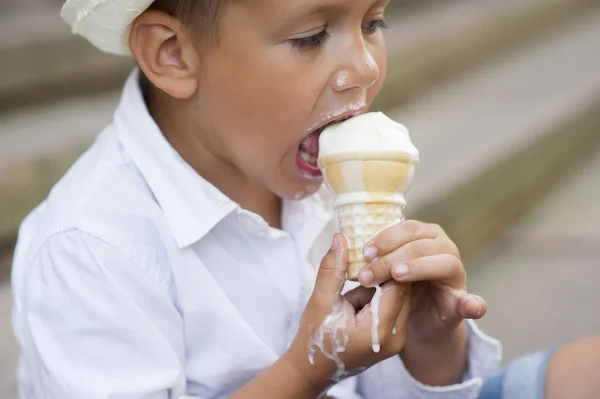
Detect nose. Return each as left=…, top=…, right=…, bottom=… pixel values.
left=331, top=36, right=380, bottom=92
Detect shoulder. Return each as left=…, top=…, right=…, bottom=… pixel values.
left=13, top=126, right=174, bottom=287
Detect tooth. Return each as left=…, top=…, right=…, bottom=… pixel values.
left=300, top=150, right=311, bottom=163
left=300, top=149, right=319, bottom=165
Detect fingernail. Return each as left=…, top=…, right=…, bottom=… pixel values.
left=363, top=245, right=378, bottom=261
left=359, top=268, right=375, bottom=285
left=466, top=295, right=483, bottom=315
left=331, top=235, right=339, bottom=251
left=393, top=264, right=409, bottom=279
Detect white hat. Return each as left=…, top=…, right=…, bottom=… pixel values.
left=61, top=0, right=155, bottom=55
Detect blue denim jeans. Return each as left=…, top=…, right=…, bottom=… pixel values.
left=478, top=349, right=557, bottom=399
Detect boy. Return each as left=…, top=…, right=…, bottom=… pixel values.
left=11, top=0, right=502, bottom=397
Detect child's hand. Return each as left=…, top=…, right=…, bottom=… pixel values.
left=285, top=234, right=411, bottom=390
left=357, top=220, right=487, bottom=343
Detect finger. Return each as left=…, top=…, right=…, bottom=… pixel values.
left=457, top=292, right=487, bottom=320
left=391, top=284, right=412, bottom=344
left=344, top=286, right=375, bottom=310
left=376, top=284, right=412, bottom=355
left=373, top=280, right=410, bottom=334
left=360, top=239, right=440, bottom=286
left=312, top=234, right=348, bottom=304
left=359, top=239, right=459, bottom=287
left=382, top=254, right=466, bottom=290
left=357, top=280, right=399, bottom=327
left=363, top=220, right=445, bottom=262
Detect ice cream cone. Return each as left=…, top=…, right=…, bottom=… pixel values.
left=317, top=113, right=419, bottom=281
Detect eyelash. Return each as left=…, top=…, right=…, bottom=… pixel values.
left=289, top=30, right=332, bottom=51
left=363, top=19, right=388, bottom=34
left=289, top=19, right=388, bottom=51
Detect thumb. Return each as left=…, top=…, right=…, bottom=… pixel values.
left=312, top=234, right=348, bottom=303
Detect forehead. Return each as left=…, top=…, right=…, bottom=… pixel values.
left=236, top=0, right=386, bottom=19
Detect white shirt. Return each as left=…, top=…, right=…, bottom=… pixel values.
left=11, top=70, right=501, bottom=399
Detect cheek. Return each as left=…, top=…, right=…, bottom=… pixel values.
left=210, top=54, right=313, bottom=128
left=198, top=66, right=298, bottom=151
left=246, top=60, right=320, bottom=132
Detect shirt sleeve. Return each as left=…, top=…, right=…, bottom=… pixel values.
left=13, top=230, right=188, bottom=399
left=356, top=320, right=502, bottom=399
left=326, top=377, right=364, bottom=399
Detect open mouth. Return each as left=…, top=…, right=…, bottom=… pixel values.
left=297, top=115, right=354, bottom=178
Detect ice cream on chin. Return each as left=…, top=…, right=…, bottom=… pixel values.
left=317, top=112, right=420, bottom=281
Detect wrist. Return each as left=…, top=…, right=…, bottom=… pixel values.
left=230, top=348, right=332, bottom=399
left=409, top=320, right=467, bottom=347
left=400, top=321, right=468, bottom=386
left=282, top=343, right=334, bottom=397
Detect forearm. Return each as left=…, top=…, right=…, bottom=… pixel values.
left=400, top=321, right=468, bottom=386
left=230, top=352, right=331, bottom=399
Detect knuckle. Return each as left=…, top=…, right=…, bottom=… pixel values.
left=433, top=233, right=460, bottom=257
left=402, top=220, right=420, bottom=240
left=378, top=256, right=394, bottom=275
left=429, top=223, right=444, bottom=236
left=439, top=238, right=460, bottom=258
left=407, top=240, right=428, bottom=260
left=316, top=261, right=336, bottom=279
left=446, top=254, right=465, bottom=277
left=320, top=249, right=341, bottom=271
left=381, top=234, right=401, bottom=251
left=451, top=243, right=462, bottom=258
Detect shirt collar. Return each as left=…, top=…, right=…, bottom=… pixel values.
left=114, top=69, right=238, bottom=248
left=283, top=188, right=335, bottom=252
left=113, top=69, right=336, bottom=250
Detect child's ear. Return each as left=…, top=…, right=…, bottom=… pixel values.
left=129, top=10, right=199, bottom=99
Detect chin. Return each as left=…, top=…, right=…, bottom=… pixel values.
left=285, top=180, right=324, bottom=201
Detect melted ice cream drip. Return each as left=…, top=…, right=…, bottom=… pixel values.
left=370, top=285, right=383, bottom=353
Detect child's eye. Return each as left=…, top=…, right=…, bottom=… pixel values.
left=362, top=19, right=388, bottom=34
left=289, top=30, right=331, bottom=51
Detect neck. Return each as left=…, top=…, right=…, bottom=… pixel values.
left=147, top=85, right=282, bottom=229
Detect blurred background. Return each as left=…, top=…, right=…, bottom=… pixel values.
left=1, top=0, right=599, bottom=397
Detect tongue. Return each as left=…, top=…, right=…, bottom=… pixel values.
left=300, top=131, right=320, bottom=157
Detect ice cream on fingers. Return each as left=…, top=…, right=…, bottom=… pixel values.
left=317, top=112, right=420, bottom=281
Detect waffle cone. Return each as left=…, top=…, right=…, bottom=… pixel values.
left=318, top=152, right=418, bottom=281
left=337, top=202, right=404, bottom=280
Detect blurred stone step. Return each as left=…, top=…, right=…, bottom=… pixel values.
left=467, top=147, right=600, bottom=363
left=374, top=0, right=600, bottom=111
left=0, top=6, right=70, bottom=50
left=397, top=7, right=600, bottom=212
left=391, top=6, right=600, bottom=259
